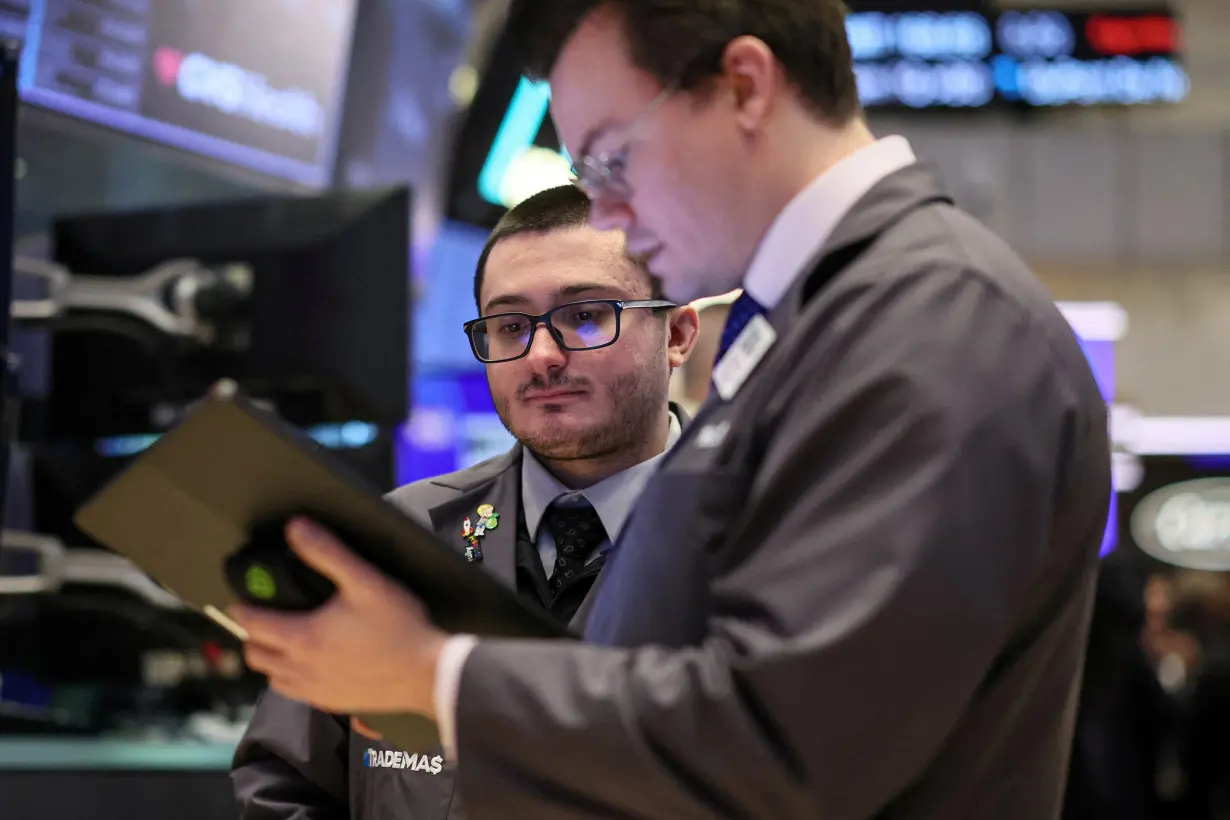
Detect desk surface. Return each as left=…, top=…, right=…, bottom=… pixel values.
left=0, top=738, right=237, bottom=770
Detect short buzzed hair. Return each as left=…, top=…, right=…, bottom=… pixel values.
left=473, top=186, right=591, bottom=311
left=472, top=185, right=659, bottom=311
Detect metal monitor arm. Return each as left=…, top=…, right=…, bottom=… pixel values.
left=11, top=256, right=253, bottom=347
left=0, top=529, right=181, bottom=608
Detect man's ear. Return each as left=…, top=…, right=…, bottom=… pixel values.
left=666, top=305, right=701, bottom=369
left=722, top=35, right=780, bottom=134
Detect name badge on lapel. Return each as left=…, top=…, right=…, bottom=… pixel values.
left=712, top=313, right=777, bottom=401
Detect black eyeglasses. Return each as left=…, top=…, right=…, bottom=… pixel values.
left=463, top=299, right=676, bottom=364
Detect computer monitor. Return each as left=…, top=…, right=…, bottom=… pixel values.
left=42, top=186, right=411, bottom=440
left=18, top=0, right=359, bottom=188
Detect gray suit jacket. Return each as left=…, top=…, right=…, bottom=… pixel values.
left=448, top=164, right=1112, bottom=819
left=231, top=447, right=534, bottom=820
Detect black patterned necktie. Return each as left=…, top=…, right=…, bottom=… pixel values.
left=541, top=500, right=607, bottom=593
left=713, top=291, right=767, bottom=366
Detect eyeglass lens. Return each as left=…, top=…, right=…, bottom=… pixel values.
left=470, top=301, right=619, bottom=362
left=578, top=156, right=625, bottom=198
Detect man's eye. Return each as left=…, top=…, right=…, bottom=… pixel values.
left=497, top=321, right=526, bottom=334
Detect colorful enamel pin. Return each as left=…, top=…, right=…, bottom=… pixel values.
left=462, top=504, right=500, bottom=562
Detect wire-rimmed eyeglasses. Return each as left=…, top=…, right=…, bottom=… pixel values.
left=571, top=86, right=675, bottom=201
left=463, top=299, right=676, bottom=364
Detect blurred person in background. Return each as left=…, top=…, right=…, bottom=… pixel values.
left=1063, top=562, right=1175, bottom=820
left=229, top=1, right=1111, bottom=817
left=229, top=184, right=698, bottom=819
left=1170, top=571, right=1230, bottom=819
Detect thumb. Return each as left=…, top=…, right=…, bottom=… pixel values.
left=351, top=717, right=384, bottom=740
left=285, top=518, right=380, bottom=593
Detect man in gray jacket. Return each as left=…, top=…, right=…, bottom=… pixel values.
left=229, top=184, right=698, bottom=818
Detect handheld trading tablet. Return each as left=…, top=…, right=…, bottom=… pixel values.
left=73, top=380, right=572, bottom=751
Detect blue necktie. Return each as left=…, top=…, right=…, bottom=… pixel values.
left=713, top=291, right=767, bottom=366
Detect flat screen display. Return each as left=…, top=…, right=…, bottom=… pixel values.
left=841, top=5, right=1186, bottom=109
left=17, top=0, right=356, bottom=187
left=990, top=9, right=1186, bottom=108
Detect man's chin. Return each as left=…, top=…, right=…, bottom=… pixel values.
left=516, top=420, right=610, bottom=460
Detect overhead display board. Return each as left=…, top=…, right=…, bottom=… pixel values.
left=13, top=0, right=357, bottom=187
left=848, top=4, right=1187, bottom=109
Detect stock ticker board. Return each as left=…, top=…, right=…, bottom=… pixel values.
left=848, top=6, right=1188, bottom=109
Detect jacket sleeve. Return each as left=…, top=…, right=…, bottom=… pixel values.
left=231, top=686, right=352, bottom=818
left=446, top=269, right=1107, bottom=819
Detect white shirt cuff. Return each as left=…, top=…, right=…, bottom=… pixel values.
left=433, top=634, right=478, bottom=761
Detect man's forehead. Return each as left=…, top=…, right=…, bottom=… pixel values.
left=482, top=227, right=644, bottom=300
left=548, top=7, right=662, bottom=149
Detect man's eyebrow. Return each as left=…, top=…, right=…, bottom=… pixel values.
left=483, top=283, right=613, bottom=315
left=483, top=293, right=531, bottom=313
left=557, top=282, right=611, bottom=299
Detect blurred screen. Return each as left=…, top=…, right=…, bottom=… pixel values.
left=1120, top=456, right=1230, bottom=572
left=397, top=371, right=514, bottom=485
left=849, top=5, right=1187, bottom=109
left=18, top=0, right=357, bottom=187
left=0, top=0, right=28, bottom=42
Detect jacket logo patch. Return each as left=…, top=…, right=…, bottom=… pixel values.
left=363, top=749, right=444, bottom=774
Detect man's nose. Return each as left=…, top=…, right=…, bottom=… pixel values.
left=524, top=323, right=567, bottom=372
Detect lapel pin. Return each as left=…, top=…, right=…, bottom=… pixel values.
left=477, top=503, right=499, bottom=531
left=462, top=505, right=499, bottom=563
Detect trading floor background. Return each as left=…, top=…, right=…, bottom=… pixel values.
left=1, top=0, right=1230, bottom=818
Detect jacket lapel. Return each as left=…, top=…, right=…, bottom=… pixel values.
left=425, top=449, right=523, bottom=588
left=767, top=162, right=953, bottom=335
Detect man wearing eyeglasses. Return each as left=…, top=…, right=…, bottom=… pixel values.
left=230, top=184, right=698, bottom=820
left=230, top=1, right=1111, bottom=818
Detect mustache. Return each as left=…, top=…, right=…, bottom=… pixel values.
left=516, top=375, right=590, bottom=400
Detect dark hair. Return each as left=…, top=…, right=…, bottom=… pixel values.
left=473, top=185, right=592, bottom=311
left=506, top=0, right=860, bottom=125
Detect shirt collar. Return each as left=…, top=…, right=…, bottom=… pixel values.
left=521, top=409, right=683, bottom=541
left=743, top=136, right=917, bottom=310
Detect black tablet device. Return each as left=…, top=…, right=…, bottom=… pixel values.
left=73, top=379, right=571, bottom=751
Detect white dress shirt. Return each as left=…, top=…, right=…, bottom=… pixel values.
left=435, top=135, right=918, bottom=760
